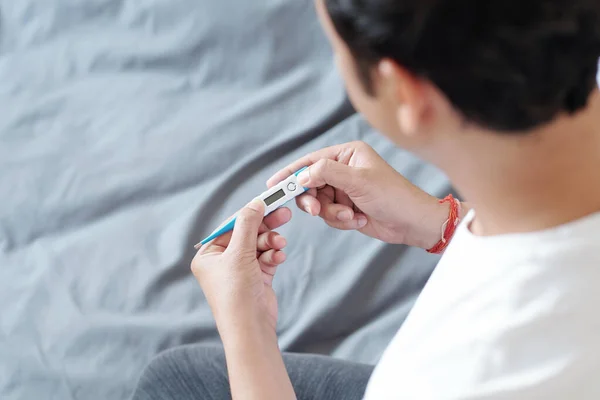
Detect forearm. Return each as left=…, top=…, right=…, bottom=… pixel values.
left=219, top=313, right=296, bottom=400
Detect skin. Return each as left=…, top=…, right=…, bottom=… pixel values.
left=266, top=141, right=457, bottom=249
left=192, top=202, right=296, bottom=400
left=191, top=0, right=600, bottom=398
left=307, top=0, right=600, bottom=237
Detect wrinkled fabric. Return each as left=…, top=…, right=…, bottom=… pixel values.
left=0, top=1, right=450, bottom=399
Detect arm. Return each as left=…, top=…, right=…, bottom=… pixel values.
left=191, top=202, right=296, bottom=400
left=219, top=311, right=295, bottom=400
left=268, top=142, right=469, bottom=251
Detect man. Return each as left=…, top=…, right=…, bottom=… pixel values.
left=133, top=0, right=600, bottom=398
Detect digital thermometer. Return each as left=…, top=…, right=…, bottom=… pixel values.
left=194, top=167, right=308, bottom=249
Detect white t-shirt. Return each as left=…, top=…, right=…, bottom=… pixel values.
left=364, top=210, right=600, bottom=400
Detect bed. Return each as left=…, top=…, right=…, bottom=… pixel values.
left=0, top=1, right=452, bottom=399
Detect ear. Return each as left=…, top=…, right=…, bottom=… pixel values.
left=377, top=59, right=427, bottom=136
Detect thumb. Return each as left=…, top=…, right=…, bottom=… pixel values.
left=297, top=159, right=363, bottom=195
left=226, top=198, right=265, bottom=256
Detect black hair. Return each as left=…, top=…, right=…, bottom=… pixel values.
left=325, top=0, right=600, bottom=132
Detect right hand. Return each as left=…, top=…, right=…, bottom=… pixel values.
left=267, top=141, right=449, bottom=249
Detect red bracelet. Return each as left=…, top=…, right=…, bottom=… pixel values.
left=427, top=194, right=461, bottom=254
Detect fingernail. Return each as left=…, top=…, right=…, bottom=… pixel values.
left=337, top=210, right=352, bottom=221
left=277, top=251, right=287, bottom=263
left=297, top=169, right=309, bottom=186
left=357, top=216, right=368, bottom=228
left=306, top=206, right=314, bottom=216
left=278, top=236, right=287, bottom=248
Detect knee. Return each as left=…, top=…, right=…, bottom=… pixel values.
left=132, top=345, right=228, bottom=400
left=132, top=348, right=183, bottom=400
left=139, top=347, right=181, bottom=383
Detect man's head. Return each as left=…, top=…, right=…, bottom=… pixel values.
left=316, top=0, right=600, bottom=154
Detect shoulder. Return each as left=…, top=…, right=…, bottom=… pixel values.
left=364, top=227, right=600, bottom=399
left=365, top=300, right=600, bottom=399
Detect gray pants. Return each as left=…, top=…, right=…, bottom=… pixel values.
left=132, top=345, right=374, bottom=400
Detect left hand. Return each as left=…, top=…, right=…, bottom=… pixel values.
left=267, top=141, right=450, bottom=249
left=191, top=200, right=291, bottom=337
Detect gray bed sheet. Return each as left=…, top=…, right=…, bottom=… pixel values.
left=0, top=1, right=451, bottom=399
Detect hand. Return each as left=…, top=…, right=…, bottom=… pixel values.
left=191, top=201, right=291, bottom=337
left=267, top=141, right=449, bottom=249
left=192, top=203, right=297, bottom=400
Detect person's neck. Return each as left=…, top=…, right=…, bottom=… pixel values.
left=444, top=90, right=600, bottom=236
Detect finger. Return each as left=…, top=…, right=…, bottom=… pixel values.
left=316, top=187, right=362, bottom=223
left=260, top=250, right=287, bottom=286
left=314, top=186, right=335, bottom=216
left=320, top=202, right=356, bottom=223
left=204, top=231, right=233, bottom=252
left=296, top=192, right=321, bottom=216
left=259, top=249, right=287, bottom=268
left=266, top=144, right=352, bottom=188
left=335, top=188, right=354, bottom=209
left=260, top=266, right=278, bottom=285
left=226, top=199, right=265, bottom=255
left=261, top=207, right=292, bottom=231
left=318, top=185, right=336, bottom=203
left=202, top=206, right=291, bottom=251
left=256, top=231, right=287, bottom=252
left=296, top=159, right=364, bottom=195
left=321, top=212, right=369, bottom=231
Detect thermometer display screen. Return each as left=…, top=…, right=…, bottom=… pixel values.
left=264, top=189, right=286, bottom=206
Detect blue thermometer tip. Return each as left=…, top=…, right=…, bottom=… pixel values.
left=194, top=167, right=309, bottom=249
left=196, top=217, right=237, bottom=248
